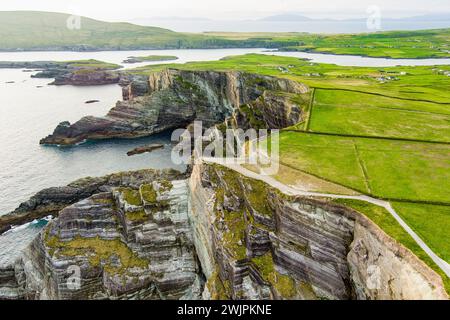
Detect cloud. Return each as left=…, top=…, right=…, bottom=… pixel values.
left=0, top=0, right=448, bottom=20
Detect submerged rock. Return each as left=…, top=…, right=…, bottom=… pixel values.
left=127, top=144, right=164, bottom=156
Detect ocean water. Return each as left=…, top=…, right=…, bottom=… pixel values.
left=0, top=49, right=270, bottom=216
left=0, top=69, right=185, bottom=215
left=0, top=48, right=268, bottom=70
left=0, top=217, right=50, bottom=268
left=1, top=48, right=450, bottom=216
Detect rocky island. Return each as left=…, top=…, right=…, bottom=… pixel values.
left=122, top=55, right=179, bottom=64
left=0, top=59, right=122, bottom=86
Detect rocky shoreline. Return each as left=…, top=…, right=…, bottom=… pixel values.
left=0, top=169, right=187, bottom=235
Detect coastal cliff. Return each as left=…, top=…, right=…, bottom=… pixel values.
left=40, top=69, right=309, bottom=145
left=1, top=163, right=447, bottom=300
left=0, top=169, right=187, bottom=234
left=188, top=162, right=448, bottom=300
left=50, top=70, right=120, bottom=86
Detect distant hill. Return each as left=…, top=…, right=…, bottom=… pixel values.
left=0, top=11, right=200, bottom=51
left=0, top=11, right=313, bottom=52
left=3, top=11, right=282, bottom=51
left=0, top=11, right=307, bottom=51
left=1, top=11, right=448, bottom=53
left=258, top=12, right=450, bottom=23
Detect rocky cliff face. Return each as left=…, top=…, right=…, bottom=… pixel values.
left=1, top=169, right=202, bottom=300
left=40, top=69, right=309, bottom=145
left=188, top=162, right=448, bottom=300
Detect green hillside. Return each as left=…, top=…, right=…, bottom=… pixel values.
left=0, top=11, right=299, bottom=51
left=0, top=11, right=195, bottom=50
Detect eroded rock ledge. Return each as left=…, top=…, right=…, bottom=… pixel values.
left=40, top=69, right=310, bottom=145
left=0, top=169, right=187, bottom=235
left=1, top=163, right=448, bottom=300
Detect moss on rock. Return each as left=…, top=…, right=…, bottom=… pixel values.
left=140, top=184, right=157, bottom=204
left=252, top=251, right=297, bottom=299
left=125, top=209, right=149, bottom=222
left=220, top=210, right=247, bottom=261
left=45, top=233, right=149, bottom=276
left=206, top=269, right=230, bottom=300
left=117, top=187, right=142, bottom=206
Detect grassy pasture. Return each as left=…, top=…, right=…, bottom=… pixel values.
left=310, top=89, right=450, bottom=142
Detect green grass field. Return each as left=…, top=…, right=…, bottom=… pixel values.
left=62, top=59, right=121, bottom=70
left=278, top=132, right=450, bottom=203
left=131, top=53, right=450, bottom=102
left=392, top=202, right=450, bottom=263
left=1, top=9, right=448, bottom=296
left=309, top=89, right=450, bottom=142
left=208, top=29, right=450, bottom=59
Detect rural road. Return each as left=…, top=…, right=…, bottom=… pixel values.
left=202, top=157, right=450, bottom=278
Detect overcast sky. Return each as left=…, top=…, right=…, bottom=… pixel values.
left=1, top=0, right=449, bottom=21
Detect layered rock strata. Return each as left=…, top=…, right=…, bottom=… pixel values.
left=50, top=70, right=120, bottom=86
left=0, top=61, right=121, bottom=85
left=1, top=170, right=201, bottom=300
left=189, top=162, right=449, bottom=300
